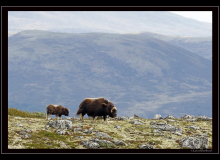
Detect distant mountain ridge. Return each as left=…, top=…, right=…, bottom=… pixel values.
left=8, top=11, right=212, bottom=37
left=8, top=30, right=212, bottom=118
left=139, top=32, right=212, bottom=60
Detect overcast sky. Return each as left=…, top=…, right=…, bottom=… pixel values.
left=169, top=11, right=212, bottom=23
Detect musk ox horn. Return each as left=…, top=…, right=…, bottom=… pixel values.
left=111, top=106, right=117, bottom=113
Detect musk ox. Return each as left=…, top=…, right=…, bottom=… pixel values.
left=46, top=104, right=69, bottom=120
left=76, top=98, right=117, bottom=124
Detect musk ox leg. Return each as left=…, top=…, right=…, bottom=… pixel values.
left=46, top=113, right=48, bottom=120
left=93, top=116, right=98, bottom=122
left=49, top=114, right=52, bottom=119
left=80, top=113, right=84, bottom=121
left=105, top=118, right=109, bottom=124
left=103, top=115, right=109, bottom=125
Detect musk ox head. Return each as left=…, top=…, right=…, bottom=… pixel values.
left=103, top=101, right=117, bottom=118
left=110, top=105, right=117, bottom=118
left=62, top=107, right=69, bottom=116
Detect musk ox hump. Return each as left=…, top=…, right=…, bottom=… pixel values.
left=52, top=104, right=61, bottom=107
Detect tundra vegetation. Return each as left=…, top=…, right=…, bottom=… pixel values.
left=8, top=108, right=212, bottom=149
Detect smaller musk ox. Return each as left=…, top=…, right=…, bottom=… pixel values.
left=46, top=104, right=69, bottom=120
left=76, top=98, right=117, bottom=124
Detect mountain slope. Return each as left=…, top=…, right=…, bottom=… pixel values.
left=8, top=11, right=212, bottom=37
left=140, top=32, right=212, bottom=60
left=8, top=30, right=212, bottom=118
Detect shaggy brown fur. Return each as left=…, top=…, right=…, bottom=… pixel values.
left=76, top=98, right=117, bottom=123
left=46, top=104, right=69, bottom=120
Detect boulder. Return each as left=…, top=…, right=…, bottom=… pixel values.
left=164, top=115, right=176, bottom=119
left=129, top=119, right=145, bottom=125
left=72, top=124, right=83, bottom=128
left=156, top=121, right=167, bottom=125
left=88, top=142, right=100, bottom=149
left=95, top=132, right=113, bottom=139
left=178, top=136, right=209, bottom=149
left=167, top=119, right=175, bottom=122
left=134, top=114, right=142, bottom=119
left=149, top=123, right=182, bottom=133
left=73, top=128, right=82, bottom=132
left=114, top=125, right=122, bottom=129
left=139, top=144, right=155, bottom=149
left=113, top=140, right=127, bottom=146
left=81, top=141, right=100, bottom=149
left=18, top=129, right=32, bottom=139
left=153, top=129, right=162, bottom=133
left=172, top=131, right=182, bottom=136
left=153, top=114, right=163, bottom=120
left=90, top=138, right=115, bottom=148
left=75, top=136, right=85, bottom=139
left=184, top=119, right=196, bottom=122
left=117, top=116, right=133, bottom=120
left=180, top=115, right=195, bottom=119
left=185, top=126, right=200, bottom=130
left=82, top=129, right=92, bottom=134
left=195, top=116, right=212, bottom=121
left=56, top=129, right=66, bottom=135
left=21, top=133, right=31, bottom=139
left=150, top=121, right=156, bottom=125
left=47, top=120, right=72, bottom=130
left=64, top=120, right=72, bottom=129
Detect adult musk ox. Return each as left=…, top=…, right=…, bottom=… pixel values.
left=76, top=98, right=117, bottom=124
left=46, top=104, right=69, bottom=120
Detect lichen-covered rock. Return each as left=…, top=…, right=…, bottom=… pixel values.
left=73, top=128, right=82, bottom=132
left=129, top=119, right=145, bottom=125
left=149, top=123, right=182, bottom=133
left=90, top=138, right=115, bottom=148
left=95, top=132, right=113, bottom=139
left=82, top=129, right=92, bottom=134
left=178, top=136, right=209, bottom=149
left=172, top=131, right=182, bottom=136
left=117, top=116, right=132, bottom=120
left=56, top=129, right=66, bottom=135
left=184, top=119, right=196, bottom=122
left=153, top=114, right=162, bottom=119
left=155, top=121, right=167, bottom=125
left=150, top=121, right=156, bottom=125
left=114, top=125, right=122, bottom=129
left=139, top=144, right=155, bottom=149
left=180, top=115, right=195, bottom=119
left=47, top=120, right=72, bottom=130
left=81, top=140, right=101, bottom=149
left=153, top=129, right=162, bottom=133
left=88, top=142, right=100, bottom=149
left=113, top=140, right=127, bottom=146
left=18, top=129, right=32, bottom=139
left=134, top=114, right=142, bottom=119
left=185, top=126, right=200, bottom=130
left=21, top=133, right=31, bottom=139
left=195, top=116, right=212, bottom=121
left=81, top=141, right=90, bottom=147
left=164, top=115, right=176, bottom=119
left=64, top=120, right=72, bottom=129
left=167, top=119, right=175, bottom=122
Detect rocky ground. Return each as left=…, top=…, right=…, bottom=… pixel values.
left=8, top=114, right=212, bottom=149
